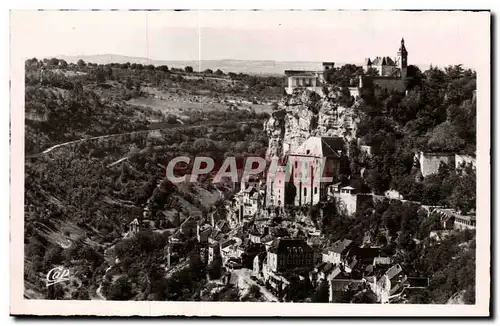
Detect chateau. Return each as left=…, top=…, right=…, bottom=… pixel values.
left=284, top=38, right=409, bottom=95
left=364, top=38, right=408, bottom=79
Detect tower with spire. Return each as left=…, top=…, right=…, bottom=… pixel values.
left=397, top=38, right=408, bottom=80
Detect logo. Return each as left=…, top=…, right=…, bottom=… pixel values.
left=46, top=266, right=70, bottom=287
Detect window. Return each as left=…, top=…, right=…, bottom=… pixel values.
left=295, top=161, right=298, bottom=168
left=304, top=188, right=307, bottom=196
left=314, top=187, right=318, bottom=194
left=306, top=149, right=310, bottom=155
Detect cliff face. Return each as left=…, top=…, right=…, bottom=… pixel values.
left=265, top=88, right=360, bottom=158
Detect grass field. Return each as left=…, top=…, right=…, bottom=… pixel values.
left=128, top=86, right=273, bottom=116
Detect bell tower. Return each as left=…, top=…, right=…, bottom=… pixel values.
left=397, top=38, right=408, bottom=80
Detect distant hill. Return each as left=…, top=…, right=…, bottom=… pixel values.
left=57, top=54, right=433, bottom=76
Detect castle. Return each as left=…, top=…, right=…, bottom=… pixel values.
left=285, top=38, right=409, bottom=95
left=364, top=38, right=408, bottom=79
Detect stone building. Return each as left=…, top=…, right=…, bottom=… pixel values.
left=266, top=238, right=314, bottom=273
left=322, top=239, right=354, bottom=265
left=330, top=185, right=374, bottom=216
left=361, top=38, right=408, bottom=94
left=288, top=136, right=346, bottom=206
left=284, top=70, right=324, bottom=95
left=364, top=38, right=408, bottom=79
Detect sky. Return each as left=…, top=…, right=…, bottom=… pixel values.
left=11, top=10, right=490, bottom=68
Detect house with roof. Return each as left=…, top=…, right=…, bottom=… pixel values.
left=248, top=223, right=271, bottom=244
left=128, top=218, right=140, bottom=236
left=220, top=238, right=239, bottom=264
left=345, top=247, right=383, bottom=267
left=261, top=234, right=275, bottom=251
left=455, top=154, right=476, bottom=171
left=330, top=184, right=374, bottom=216
left=322, top=239, right=354, bottom=265
left=284, top=68, right=325, bottom=95
left=266, top=238, right=315, bottom=273
left=309, top=261, right=346, bottom=287
left=287, top=136, right=346, bottom=207
left=367, top=263, right=429, bottom=303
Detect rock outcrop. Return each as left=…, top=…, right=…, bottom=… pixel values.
left=265, top=88, right=361, bottom=158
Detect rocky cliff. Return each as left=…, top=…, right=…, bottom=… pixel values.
left=265, top=88, right=361, bottom=158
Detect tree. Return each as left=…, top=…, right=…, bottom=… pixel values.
left=125, top=77, right=134, bottom=90
left=204, top=69, right=213, bottom=74
left=59, top=59, right=68, bottom=68
left=95, top=67, right=106, bottom=84
left=107, top=276, right=134, bottom=300
left=185, top=66, right=194, bottom=73
left=77, top=59, right=86, bottom=68
left=158, top=65, right=169, bottom=72
left=449, top=169, right=476, bottom=214
left=43, top=244, right=63, bottom=268
left=48, top=58, right=60, bottom=66
left=427, top=122, right=465, bottom=152
left=215, top=69, right=224, bottom=76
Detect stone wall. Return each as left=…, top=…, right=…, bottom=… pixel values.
left=418, top=152, right=456, bottom=177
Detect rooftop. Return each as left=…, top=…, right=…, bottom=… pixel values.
left=326, top=239, right=353, bottom=254
left=268, top=238, right=313, bottom=254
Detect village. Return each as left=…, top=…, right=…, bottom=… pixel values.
left=121, top=38, right=478, bottom=304
left=126, top=147, right=475, bottom=303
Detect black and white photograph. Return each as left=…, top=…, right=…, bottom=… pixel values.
left=9, top=9, right=490, bottom=316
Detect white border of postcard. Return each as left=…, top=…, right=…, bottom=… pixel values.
left=9, top=8, right=490, bottom=316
